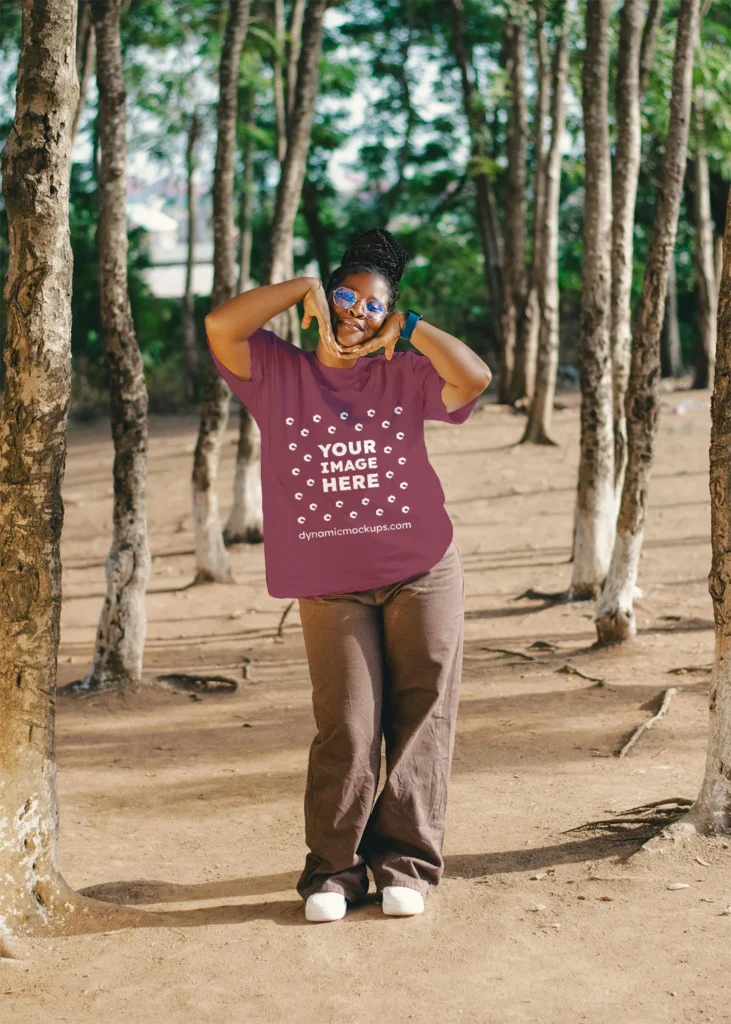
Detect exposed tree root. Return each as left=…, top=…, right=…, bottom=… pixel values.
left=617, top=686, right=680, bottom=757
left=515, top=588, right=569, bottom=603
left=0, top=936, right=30, bottom=960
left=556, top=664, right=607, bottom=686
left=276, top=600, right=296, bottom=639
left=667, top=664, right=712, bottom=675
left=481, top=646, right=536, bottom=662
left=1, top=880, right=158, bottom=952
left=564, top=798, right=694, bottom=842
left=157, top=673, right=238, bottom=693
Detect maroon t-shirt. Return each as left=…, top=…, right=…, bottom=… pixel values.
left=207, top=329, right=478, bottom=598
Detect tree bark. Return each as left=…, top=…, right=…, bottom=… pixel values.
left=515, top=0, right=549, bottom=412
left=0, top=0, right=143, bottom=949
left=691, top=146, right=717, bottom=389
left=286, top=0, right=306, bottom=131
left=80, top=0, right=151, bottom=691
left=260, top=0, right=328, bottom=293
left=595, top=0, right=699, bottom=643
left=611, top=0, right=650, bottom=506
left=503, top=16, right=530, bottom=405
left=236, top=97, right=257, bottom=295
left=638, top=0, right=665, bottom=94
left=449, top=0, right=504, bottom=365
left=521, top=6, right=569, bottom=445
left=570, top=0, right=615, bottom=601
left=71, top=0, right=95, bottom=147
left=661, top=253, right=682, bottom=377
left=273, top=0, right=288, bottom=165
left=670, top=184, right=731, bottom=833
left=183, top=107, right=201, bottom=405
left=192, top=0, right=251, bottom=583
left=224, top=0, right=326, bottom=546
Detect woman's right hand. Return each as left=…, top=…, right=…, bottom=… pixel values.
left=301, top=281, right=343, bottom=358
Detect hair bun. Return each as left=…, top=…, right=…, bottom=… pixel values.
left=341, top=228, right=410, bottom=286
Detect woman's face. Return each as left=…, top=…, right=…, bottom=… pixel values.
left=328, top=271, right=391, bottom=350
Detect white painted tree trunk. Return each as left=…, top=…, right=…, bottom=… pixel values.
left=0, top=0, right=144, bottom=950
left=570, top=0, right=615, bottom=600
left=692, top=145, right=717, bottom=389
left=192, top=0, right=251, bottom=583
left=522, top=12, right=569, bottom=446
left=226, top=0, right=327, bottom=543
left=595, top=0, right=699, bottom=643
left=81, top=0, right=151, bottom=691
left=610, top=0, right=645, bottom=507
left=223, top=409, right=263, bottom=543
left=665, top=183, right=731, bottom=836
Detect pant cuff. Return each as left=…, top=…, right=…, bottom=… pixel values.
left=377, top=877, right=430, bottom=897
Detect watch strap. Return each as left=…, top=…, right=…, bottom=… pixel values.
left=398, top=309, right=423, bottom=343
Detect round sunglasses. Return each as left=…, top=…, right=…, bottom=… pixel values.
left=331, top=286, right=387, bottom=322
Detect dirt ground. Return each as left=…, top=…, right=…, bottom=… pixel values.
left=4, top=386, right=731, bottom=1024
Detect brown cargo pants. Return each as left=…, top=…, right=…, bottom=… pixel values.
left=296, top=538, right=465, bottom=903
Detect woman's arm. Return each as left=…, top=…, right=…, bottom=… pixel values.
left=204, top=277, right=318, bottom=380
left=409, top=319, right=492, bottom=412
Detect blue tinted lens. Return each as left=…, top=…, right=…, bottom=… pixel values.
left=365, top=300, right=386, bottom=319
left=333, top=287, right=355, bottom=308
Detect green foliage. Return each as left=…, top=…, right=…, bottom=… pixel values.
left=1, top=0, right=730, bottom=411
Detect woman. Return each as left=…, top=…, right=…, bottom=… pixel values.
left=205, top=228, right=491, bottom=923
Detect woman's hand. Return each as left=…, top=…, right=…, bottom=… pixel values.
left=300, top=281, right=344, bottom=359
left=345, top=311, right=406, bottom=362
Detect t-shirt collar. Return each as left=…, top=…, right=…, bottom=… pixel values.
left=305, top=348, right=373, bottom=392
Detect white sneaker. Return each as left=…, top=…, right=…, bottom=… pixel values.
left=381, top=886, right=425, bottom=916
left=305, top=892, right=347, bottom=922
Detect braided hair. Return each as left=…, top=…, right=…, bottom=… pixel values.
left=324, top=228, right=411, bottom=314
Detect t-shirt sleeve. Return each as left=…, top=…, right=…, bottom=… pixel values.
left=205, top=327, right=281, bottom=418
left=408, top=350, right=480, bottom=424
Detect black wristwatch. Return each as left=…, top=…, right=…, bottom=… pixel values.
left=398, top=310, right=423, bottom=343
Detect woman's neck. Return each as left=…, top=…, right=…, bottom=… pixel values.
left=314, top=341, right=359, bottom=370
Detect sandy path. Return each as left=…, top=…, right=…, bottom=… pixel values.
left=4, top=390, right=730, bottom=1024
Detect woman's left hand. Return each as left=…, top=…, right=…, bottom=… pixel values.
left=346, top=311, right=405, bottom=362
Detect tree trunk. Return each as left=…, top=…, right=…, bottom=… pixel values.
left=80, top=0, right=151, bottom=691
left=71, top=0, right=95, bottom=147
left=661, top=253, right=682, bottom=377
left=286, top=0, right=306, bottom=130
left=595, top=0, right=699, bottom=643
left=229, top=71, right=262, bottom=547
left=503, top=17, right=531, bottom=406
left=610, top=0, right=648, bottom=506
left=638, top=0, right=665, bottom=93
left=273, top=0, right=288, bottom=164
left=570, top=0, right=615, bottom=601
left=236, top=97, right=257, bottom=295
left=183, top=107, right=201, bottom=405
left=670, top=184, right=731, bottom=833
left=449, top=0, right=504, bottom=366
left=192, top=0, right=251, bottom=583
left=692, top=147, right=717, bottom=389
left=516, top=0, right=549, bottom=413
left=0, top=0, right=142, bottom=950
left=224, top=0, right=326, bottom=546
left=260, top=0, right=327, bottom=292
left=521, top=8, right=569, bottom=446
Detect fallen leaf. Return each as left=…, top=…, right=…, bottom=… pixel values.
left=695, top=857, right=710, bottom=867
left=667, top=883, right=690, bottom=891
left=530, top=904, right=547, bottom=912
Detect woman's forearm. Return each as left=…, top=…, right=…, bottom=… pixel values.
left=205, top=277, right=318, bottom=347
left=409, top=318, right=492, bottom=393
